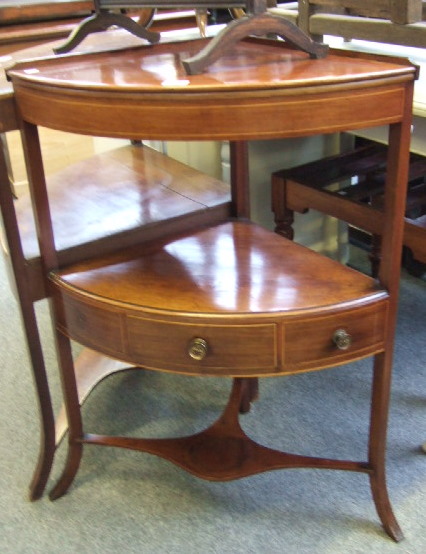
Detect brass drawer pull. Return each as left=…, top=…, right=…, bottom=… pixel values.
left=333, top=329, right=352, bottom=350
left=188, top=337, right=208, bottom=360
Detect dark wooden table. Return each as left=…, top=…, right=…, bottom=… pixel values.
left=6, top=36, right=417, bottom=540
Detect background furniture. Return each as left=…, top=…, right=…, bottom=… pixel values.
left=0, top=1, right=94, bottom=54
left=0, top=0, right=93, bottom=22
left=53, top=0, right=324, bottom=76
left=270, top=1, right=426, bottom=275
left=51, top=0, right=246, bottom=54
left=0, top=1, right=197, bottom=55
left=272, top=141, right=426, bottom=276
left=7, top=36, right=416, bottom=540
left=271, top=0, right=426, bottom=47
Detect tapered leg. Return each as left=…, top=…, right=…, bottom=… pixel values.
left=49, top=331, right=84, bottom=500
left=49, top=441, right=83, bottom=501
left=22, top=307, right=56, bottom=501
left=0, top=142, right=55, bottom=500
left=367, top=104, right=413, bottom=541
left=368, top=352, right=403, bottom=542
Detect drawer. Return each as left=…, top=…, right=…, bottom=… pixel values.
left=126, top=316, right=278, bottom=375
left=282, top=301, right=388, bottom=372
left=53, top=292, right=125, bottom=358
left=52, top=286, right=387, bottom=376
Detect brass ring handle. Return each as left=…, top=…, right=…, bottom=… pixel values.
left=332, top=329, right=352, bottom=350
left=188, top=337, right=208, bottom=361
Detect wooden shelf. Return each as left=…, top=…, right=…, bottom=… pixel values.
left=52, top=220, right=388, bottom=375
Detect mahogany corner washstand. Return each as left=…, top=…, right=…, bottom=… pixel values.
left=7, top=37, right=417, bottom=541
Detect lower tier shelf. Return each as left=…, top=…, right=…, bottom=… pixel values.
left=78, top=378, right=371, bottom=482
left=50, top=220, right=388, bottom=376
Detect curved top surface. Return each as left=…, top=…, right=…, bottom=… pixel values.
left=6, top=37, right=417, bottom=95
left=53, top=222, right=387, bottom=318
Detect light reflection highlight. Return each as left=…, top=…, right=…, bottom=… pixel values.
left=164, top=230, right=298, bottom=313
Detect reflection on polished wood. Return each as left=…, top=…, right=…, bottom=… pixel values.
left=16, top=145, right=230, bottom=280
left=6, top=37, right=416, bottom=541
left=8, top=144, right=229, bottom=302
left=51, top=221, right=388, bottom=376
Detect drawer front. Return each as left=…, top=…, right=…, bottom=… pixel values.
left=53, top=293, right=125, bottom=358
left=282, top=301, right=388, bottom=372
left=126, top=316, right=278, bottom=375
left=53, top=288, right=387, bottom=376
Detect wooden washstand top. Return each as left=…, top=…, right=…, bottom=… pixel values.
left=6, top=37, right=418, bottom=141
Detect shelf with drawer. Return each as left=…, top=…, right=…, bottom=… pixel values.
left=50, top=221, right=388, bottom=376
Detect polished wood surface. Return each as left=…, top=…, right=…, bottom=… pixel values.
left=51, top=221, right=388, bottom=375
left=8, top=38, right=414, bottom=91
left=0, top=26, right=206, bottom=110
left=76, top=377, right=377, bottom=483
left=8, top=38, right=417, bottom=140
left=10, top=144, right=230, bottom=300
left=7, top=36, right=417, bottom=541
left=0, top=28, right=162, bottom=131
left=55, top=222, right=382, bottom=314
